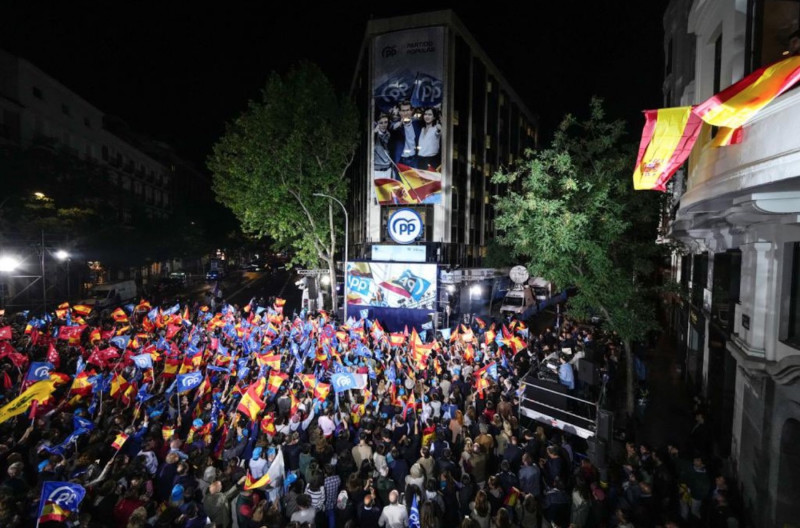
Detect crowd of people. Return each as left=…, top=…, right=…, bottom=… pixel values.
left=0, top=295, right=741, bottom=528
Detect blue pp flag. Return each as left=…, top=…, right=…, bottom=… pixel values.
left=163, top=303, right=180, bottom=316
left=176, top=372, right=203, bottom=393
left=26, top=362, right=54, bottom=383
left=132, top=354, right=153, bottom=370
left=409, top=493, right=420, bottom=528
left=148, top=307, right=159, bottom=321
left=331, top=373, right=361, bottom=393
left=37, top=481, right=87, bottom=521
left=110, top=335, right=130, bottom=350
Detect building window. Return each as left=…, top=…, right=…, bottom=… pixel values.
left=32, top=86, right=43, bottom=99
left=785, top=242, right=800, bottom=348
left=748, top=0, right=800, bottom=72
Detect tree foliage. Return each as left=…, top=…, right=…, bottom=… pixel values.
left=492, top=99, right=664, bottom=412
left=208, top=62, right=359, bottom=313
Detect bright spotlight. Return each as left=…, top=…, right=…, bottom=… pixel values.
left=320, top=275, right=331, bottom=286
left=446, top=284, right=456, bottom=293
left=470, top=284, right=482, bottom=297
left=55, top=250, right=70, bottom=260
left=0, top=256, right=21, bottom=273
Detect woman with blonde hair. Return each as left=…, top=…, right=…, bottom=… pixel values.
left=460, top=437, right=474, bottom=474
left=449, top=409, right=464, bottom=444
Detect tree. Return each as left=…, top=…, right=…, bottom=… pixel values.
left=491, top=99, right=663, bottom=416
left=208, top=62, right=359, bottom=316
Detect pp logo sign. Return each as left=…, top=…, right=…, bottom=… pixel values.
left=387, top=208, right=423, bottom=244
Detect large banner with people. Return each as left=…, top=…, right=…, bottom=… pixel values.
left=371, top=26, right=444, bottom=205
left=346, top=262, right=437, bottom=311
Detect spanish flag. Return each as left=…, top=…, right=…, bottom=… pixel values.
left=313, top=382, right=330, bottom=402
left=256, top=354, right=281, bottom=370
left=266, top=371, right=288, bottom=394
left=72, top=304, right=93, bottom=317
left=260, top=412, right=276, bottom=436
left=237, top=386, right=265, bottom=422
left=111, top=432, right=128, bottom=450
left=162, top=425, right=175, bottom=441
left=632, top=107, right=702, bottom=191
left=694, top=55, right=800, bottom=129
left=111, top=307, right=128, bottom=323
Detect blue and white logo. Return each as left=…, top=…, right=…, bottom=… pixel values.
left=387, top=208, right=423, bottom=244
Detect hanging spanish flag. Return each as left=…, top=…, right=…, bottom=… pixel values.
left=632, top=107, right=702, bottom=191
left=693, top=55, right=800, bottom=129
left=111, top=432, right=129, bottom=450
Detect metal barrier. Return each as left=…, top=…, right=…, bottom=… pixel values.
left=517, top=375, right=605, bottom=439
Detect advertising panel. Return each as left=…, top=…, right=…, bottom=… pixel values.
left=372, top=27, right=444, bottom=205
left=346, top=262, right=437, bottom=310
left=371, top=245, right=427, bottom=263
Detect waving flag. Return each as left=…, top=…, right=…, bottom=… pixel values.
left=632, top=107, right=702, bottom=191
left=237, top=385, right=265, bottom=421
left=244, top=447, right=285, bottom=490
left=267, top=371, right=288, bottom=394
left=0, top=380, right=57, bottom=425
left=26, top=362, right=55, bottom=383
left=694, top=55, right=800, bottom=129
left=37, top=481, right=86, bottom=524
left=132, top=354, right=153, bottom=370
left=111, top=432, right=128, bottom=450
left=177, top=371, right=203, bottom=394
left=0, top=326, right=12, bottom=340
left=260, top=412, right=276, bottom=436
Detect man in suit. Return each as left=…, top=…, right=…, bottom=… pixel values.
left=389, top=100, right=422, bottom=169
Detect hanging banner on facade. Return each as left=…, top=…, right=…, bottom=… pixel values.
left=346, top=262, right=437, bottom=310
left=372, top=26, right=445, bottom=205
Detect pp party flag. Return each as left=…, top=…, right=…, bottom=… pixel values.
left=176, top=371, right=204, bottom=394
left=37, top=481, right=86, bottom=524
left=331, top=372, right=361, bottom=393
left=694, top=55, right=800, bottom=129
left=244, top=447, right=285, bottom=490
left=26, top=361, right=55, bottom=383
left=0, top=380, right=56, bottom=425
left=632, top=107, right=702, bottom=191
left=409, top=492, right=421, bottom=528
left=111, top=432, right=128, bottom=450
left=0, top=326, right=12, bottom=340
left=132, top=354, right=153, bottom=370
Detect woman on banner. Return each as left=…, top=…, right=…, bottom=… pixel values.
left=416, top=107, right=442, bottom=172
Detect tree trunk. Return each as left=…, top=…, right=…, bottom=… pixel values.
left=625, top=338, right=635, bottom=417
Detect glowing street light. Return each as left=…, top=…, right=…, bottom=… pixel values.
left=55, top=250, right=70, bottom=260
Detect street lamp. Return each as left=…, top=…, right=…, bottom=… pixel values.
left=55, top=250, right=71, bottom=301
left=0, top=255, right=21, bottom=310
left=313, top=193, right=348, bottom=323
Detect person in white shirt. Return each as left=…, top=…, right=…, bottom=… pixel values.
left=248, top=447, right=267, bottom=479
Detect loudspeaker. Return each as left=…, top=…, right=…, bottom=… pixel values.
left=586, top=436, right=607, bottom=468
left=577, top=359, right=599, bottom=385
left=596, top=409, right=614, bottom=443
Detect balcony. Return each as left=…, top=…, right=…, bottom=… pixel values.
left=672, top=88, right=800, bottom=239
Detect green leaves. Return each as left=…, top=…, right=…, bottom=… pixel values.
left=491, top=99, right=663, bottom=343
left=208, top=62, right=359, bottom=270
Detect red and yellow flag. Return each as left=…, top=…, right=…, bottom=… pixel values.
left=632, top=107, right=702, bottom=191
left=267, top=371, right=288, bottom=394
left=694, top=55, right=800, bottom=129
left=111, top=307, right=128, bottom=323
left=72, top=304, right=93, bottom=317
left=244, top=471, right=271, bottom=490
left=237, top=387, right=265, bottom=422
left=112, top=432, right=129, bottom=450
left=260, top=412, right=276, bottom=436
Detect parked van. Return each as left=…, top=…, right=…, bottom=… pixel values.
left=500, top=286, right=536, bottom=316
left=81, top=280, right=137, bottom=310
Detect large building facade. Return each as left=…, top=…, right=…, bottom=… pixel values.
left=662, top=1, right=800, bottom=525
left=348, top=10, right=537, bottom=269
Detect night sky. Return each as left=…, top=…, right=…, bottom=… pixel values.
left=1, top=2, right=669, bottom=167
